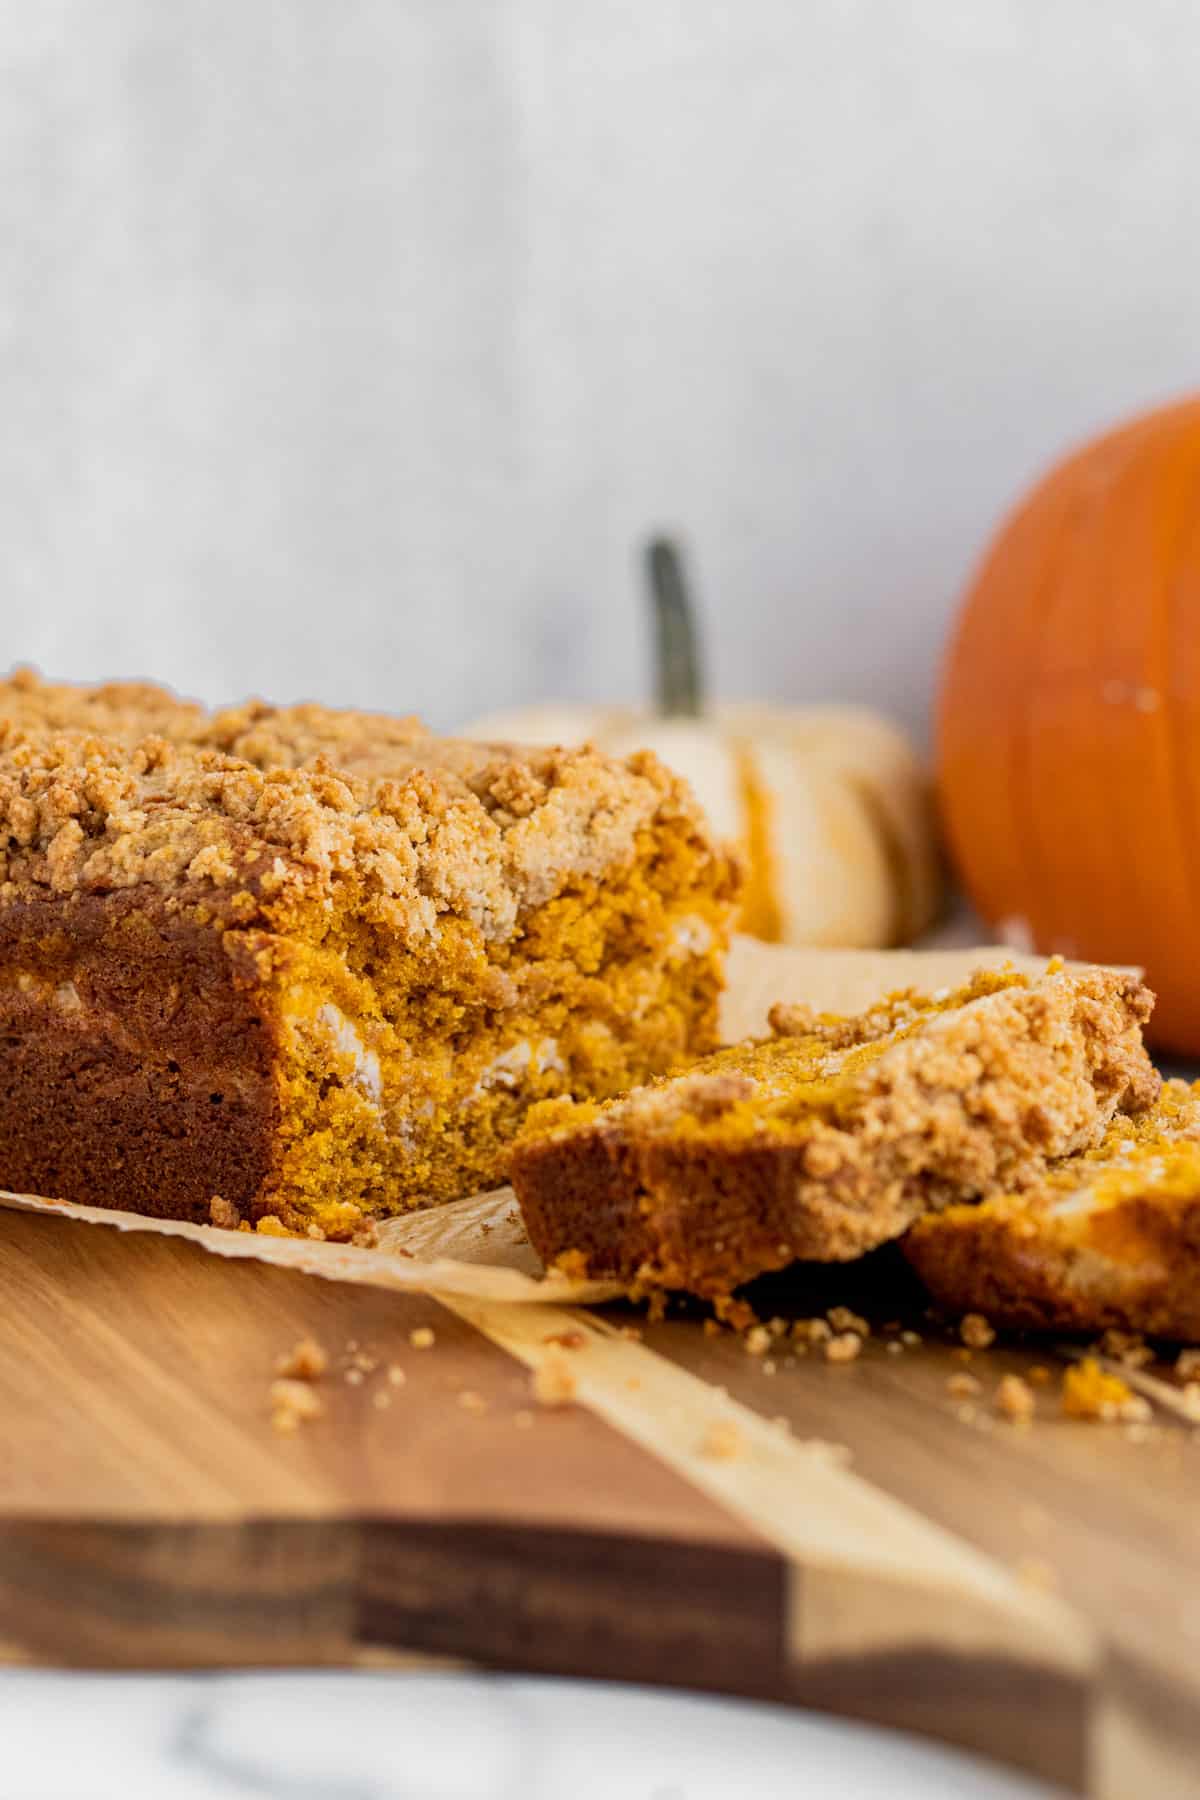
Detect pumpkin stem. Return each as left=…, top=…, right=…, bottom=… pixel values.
left=646, top=537, right=705, bottom=718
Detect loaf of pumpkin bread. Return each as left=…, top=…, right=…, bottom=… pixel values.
left=509, top=967, right=1159, bottom=1295
left=0, top=672, right=739, bottom=1237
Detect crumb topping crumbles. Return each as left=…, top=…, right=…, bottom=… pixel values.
left=0, top=719, right=711, bottom=947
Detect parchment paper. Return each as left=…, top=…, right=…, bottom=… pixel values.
left=0, top=935, right=1065, bottom=1303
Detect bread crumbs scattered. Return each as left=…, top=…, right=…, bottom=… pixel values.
left=269, top=1378, right=324, bottom=1433
left=995, top=1374, right=1035, bottom=1423
left=458, top=1390, right=488, bottom=1415
left=1028, top=1366, right=1052, bottom=1386
left=1177, top=1348, right=1200, bottom=1380
left=715, top=1296, right=756, bottom=1332
left=701, top=1419, right=744, bottom=1461
left=744, top=1325, right=772, bottom=1357
left=344, top=1367, right=365, bottom=1387
left=387, top=1365, right=407, bottom=1387
left=1015, top=1556, right=1058, bottom=1592
left=792, top=1318, right=831, bottom=1346
left=947, top=1372, right=981, bottom=1398
left=1062, top=1357, right=1150, bottom=1422
left=542, top=1329, right=587, bottom=1350
left=825, top=1332, right=862, bottom=1364
left=960, top=1313, right=995, bottom=1350
left=409, top=1327, right=436, bottom=1350
left=372, top=1391, right=391, bottom=1410
left=1097, top=1328, right=1153, bottom=1369
left=275, top=1336, right=328, bottom=1381
left=827, top=1307, right=869, bottom=1337
left=703, top=1318, right=723, bottom=1339
left=619, top=1324, right=643, bottom=1341
left=886, top=1340, right=904, bottom=1356
left=513, top=1409, right=535, bottom=1429
left=533, top=1351, right=577, bottom=1406
left=901, top=1329, right=922, bottom=1348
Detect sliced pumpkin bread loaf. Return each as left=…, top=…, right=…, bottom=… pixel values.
left=509, top=966, right=1159, bottom=1296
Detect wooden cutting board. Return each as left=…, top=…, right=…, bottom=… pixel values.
left=1, top=1208, right=1197, bottom=1799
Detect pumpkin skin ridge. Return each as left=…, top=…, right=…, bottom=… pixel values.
left=1023, top=409, right=1185, bottom=966
left=1021, top=429, right=1127, bottom=964
left=939, top=440, right=1100, bottom=946
left=1009, top=469, right=1103, bottom=956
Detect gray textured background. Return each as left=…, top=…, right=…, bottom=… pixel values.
left=2, top=2, right=1198, bottom=735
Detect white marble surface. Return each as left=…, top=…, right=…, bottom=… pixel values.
left=0, top=1673, right=1061, bottom=1799
left=2, top=6, right=1199, bottom=736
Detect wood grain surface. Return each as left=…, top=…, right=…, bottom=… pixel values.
left=1, top=1209, right=1198, bottom=1797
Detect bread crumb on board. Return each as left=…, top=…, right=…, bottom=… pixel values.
left=1062, top=1357, right=1151, bottom=1423
left=1097, top=1328, right=1153, bottom=1369
left=409, top=1326, right=436, bottom=1350
left=960, top=1313, right=995, bottom=1350
left=995, top=1374, right=1035, bottom=1423
left=824, top=1331, right=862, bottom=1364
left=275, top=1336, right=328, bottom=1381
left=701, top=1419, right=744, bottom=1461
left=270, top=1378, right=324, bottom=1433
left=791, top=1318, right=830, bottom=1346
left=533, top=1350, right=577, bottom=1407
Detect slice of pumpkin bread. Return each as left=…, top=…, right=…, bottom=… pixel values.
left=904, top=1079, right=1200, bottom=1341
left=509, top=967, right=1159, bottom=1295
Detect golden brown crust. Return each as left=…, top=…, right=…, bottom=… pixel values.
left=904, top=1079, right=1200, bottom=1340
left=0, top=719, right=725, bottom=948
left=0, top=667, right=207, bottom=740
left=509, top=968, right=1159, bottom=1294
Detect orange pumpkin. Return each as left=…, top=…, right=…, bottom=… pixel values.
left=938, top=393, right=1200, bottom=1052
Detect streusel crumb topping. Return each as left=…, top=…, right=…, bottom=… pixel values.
left=0, top=716, right=717, bottom=946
